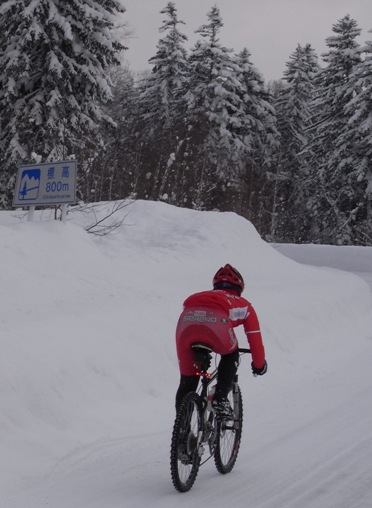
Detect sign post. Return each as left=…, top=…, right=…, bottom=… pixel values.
left=13, top=160, right=77, bottom=221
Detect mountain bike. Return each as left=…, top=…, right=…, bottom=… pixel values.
left=170, top=344, right=251, bottom=492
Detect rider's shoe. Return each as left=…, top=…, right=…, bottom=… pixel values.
left=212, top=397, right=234, bottom=420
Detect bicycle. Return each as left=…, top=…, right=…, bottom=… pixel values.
left=170, top=343, right=251, bottom=492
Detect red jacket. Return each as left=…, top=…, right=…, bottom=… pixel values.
left=183, top=289, right=266, bottom=369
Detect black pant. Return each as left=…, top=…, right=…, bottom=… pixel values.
left=175, top=348, right=239, bottom=410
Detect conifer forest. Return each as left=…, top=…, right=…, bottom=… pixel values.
left=1, top=1, right=372, bottom=245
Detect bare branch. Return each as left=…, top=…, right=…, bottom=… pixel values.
left=70, top=200, right=134, bottom=236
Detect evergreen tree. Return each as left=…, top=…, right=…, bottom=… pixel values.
left=93, top=66, right=142, bottom=202
left=340, top=31, right=372, bottom=244
left=135, top=2, right=189, bottom=202
left=305, top=15, right=362, bottom=244
left=184, top=6, right=248, bottom=211
left=235, top=48, right=279, bottom=232
left=0, top=0, right=126, bottom=207
left=273, top=44, right=319, bottom=241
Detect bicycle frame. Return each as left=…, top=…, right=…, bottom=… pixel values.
left=193, top=346, right=251, bottom=462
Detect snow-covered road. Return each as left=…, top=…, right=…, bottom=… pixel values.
left=10, top=328, right=372, bottom=508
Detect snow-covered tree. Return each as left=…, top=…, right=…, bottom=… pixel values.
left=340, top=31, right=372, bottom=244
left=273, top=43, right=319, bottom=241
left=90, top=66, right=141, bottom=202
left=135, top=1, right=189, bottom=202
left=0, top=0, right=126, bottom=207
left=235, top=48, right=279, bottom=229
left=183, top=6, right=250, bottom=211
left=304, top=15, right=362, bottom=244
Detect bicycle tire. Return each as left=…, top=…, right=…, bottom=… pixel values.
left=214, top=384, right=243, bottom=474
left=170, top=392, right=202, bottom=492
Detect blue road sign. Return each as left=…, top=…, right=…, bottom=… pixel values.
left=13, top=160, right=77, bottom=207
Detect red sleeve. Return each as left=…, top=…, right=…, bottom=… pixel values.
left=243, top=305, right=266, bottom=369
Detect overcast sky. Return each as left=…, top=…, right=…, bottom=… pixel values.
left=121, top=0, right=372, bottom=82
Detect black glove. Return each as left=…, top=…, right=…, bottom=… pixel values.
left=251, top=361, right=267, bottom=376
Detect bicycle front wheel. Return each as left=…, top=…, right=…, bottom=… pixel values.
left=170, top=392, right=202, bottom=492
left=214, top=383, right=243, bottom=474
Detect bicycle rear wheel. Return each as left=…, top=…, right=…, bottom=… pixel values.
left=170, top=392, right=202, bottom=492
left=214, top=383, right=243, bottom=474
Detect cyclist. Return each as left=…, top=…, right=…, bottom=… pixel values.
left=175, top=264, right=267, bottom=420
